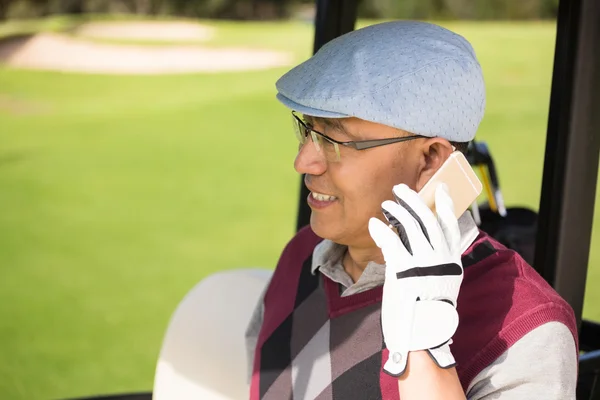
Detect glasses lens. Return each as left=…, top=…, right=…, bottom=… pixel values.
left=293, top=113, right=341, bottom=162
left=309, top=131, right=321, bottom=151
left=313, top=132, right=341, bottom=162
left=293, top=117, right=308, bottom=145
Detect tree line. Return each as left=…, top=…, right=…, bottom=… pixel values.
left=0, top=0, right=560, bottom=21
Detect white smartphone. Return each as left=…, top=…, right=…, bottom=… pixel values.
left=418, top=151, right=483, bottom=218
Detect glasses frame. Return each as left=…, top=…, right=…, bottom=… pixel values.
left=292, top=111, right=426, bottom=157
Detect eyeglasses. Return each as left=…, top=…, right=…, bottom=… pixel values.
left=292, top=112, right=426, bottom=162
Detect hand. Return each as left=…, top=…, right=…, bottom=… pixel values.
left=368, top=183, right=464, bottom=377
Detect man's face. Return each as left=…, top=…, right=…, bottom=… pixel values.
left=294, top=116, right=427, bottom=248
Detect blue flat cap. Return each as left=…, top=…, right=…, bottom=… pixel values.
left=276, top=21, right=485, bottom=142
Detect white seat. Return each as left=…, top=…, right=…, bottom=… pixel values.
left=153, top=268, right=273, bottom=400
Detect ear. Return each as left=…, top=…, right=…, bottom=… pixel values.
left=415, top=138, right=454, bottom=192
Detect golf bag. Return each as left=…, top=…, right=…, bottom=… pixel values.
left=466, top=140, right=538, bottom=266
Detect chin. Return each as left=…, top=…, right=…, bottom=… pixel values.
left=309, top=213, right=339, bottom=241
left=310, top=212, right=374, bottom=248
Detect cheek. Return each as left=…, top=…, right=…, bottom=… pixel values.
left=335, top=157, right=414, bottom=217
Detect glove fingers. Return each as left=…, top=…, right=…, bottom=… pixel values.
left=392, top=184, right=443, bottom=251
left=368, top=218, right=410, bottom=279
left=435, top=184, right=461, bottom=255
left=381, top=208, right=413, bottom=254
left=382, top=200, right=431, bottom=256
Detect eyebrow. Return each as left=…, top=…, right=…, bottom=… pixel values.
left=303, top=115, right=352, bottom=138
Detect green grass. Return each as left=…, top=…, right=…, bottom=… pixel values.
left=0, top=18, right=599, bottom=400
left=70, top=19, right=316, bottom=50
left=0, top=15, right=77, bottom=37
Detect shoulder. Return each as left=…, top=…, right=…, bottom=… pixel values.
left=466, top=321, right=577, bottom=400
left=460, top=232, right=575, bottom=324
left=454, top=232, right=578, bottom=388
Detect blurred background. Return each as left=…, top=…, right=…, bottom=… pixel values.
left=0, top=0, right=598, bottom=399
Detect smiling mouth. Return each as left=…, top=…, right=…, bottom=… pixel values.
left=310, top=191, right=338, bottom=201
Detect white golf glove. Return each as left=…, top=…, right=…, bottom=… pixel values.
left=368, top=183, right=464, bottom=377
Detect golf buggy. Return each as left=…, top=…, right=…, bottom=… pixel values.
left=69, top=0, right=600, bottom=398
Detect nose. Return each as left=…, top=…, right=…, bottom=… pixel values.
left=294, top=141, right=327, bottom=176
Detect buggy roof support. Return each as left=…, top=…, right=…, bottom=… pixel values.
left=534, top=0, right=600, bottom=329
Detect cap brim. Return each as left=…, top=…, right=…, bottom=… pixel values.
left=276, top=93, right=349, bottom=119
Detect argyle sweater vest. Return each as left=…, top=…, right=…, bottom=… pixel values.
left=250, top=226, right=578, bottom=400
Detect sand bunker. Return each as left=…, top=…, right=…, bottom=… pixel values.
left=75, top=21, right=215, bottom=42
left=0, top=94, right=49, bottom=115
left=0, top=32, right=292, bottom=74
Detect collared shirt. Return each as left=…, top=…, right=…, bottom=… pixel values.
left=312, top=212, right=480, bottom=297
left=245, top=212, right=577, bottom=399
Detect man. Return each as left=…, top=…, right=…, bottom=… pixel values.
left=246, top=21, right=578, bottom=399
